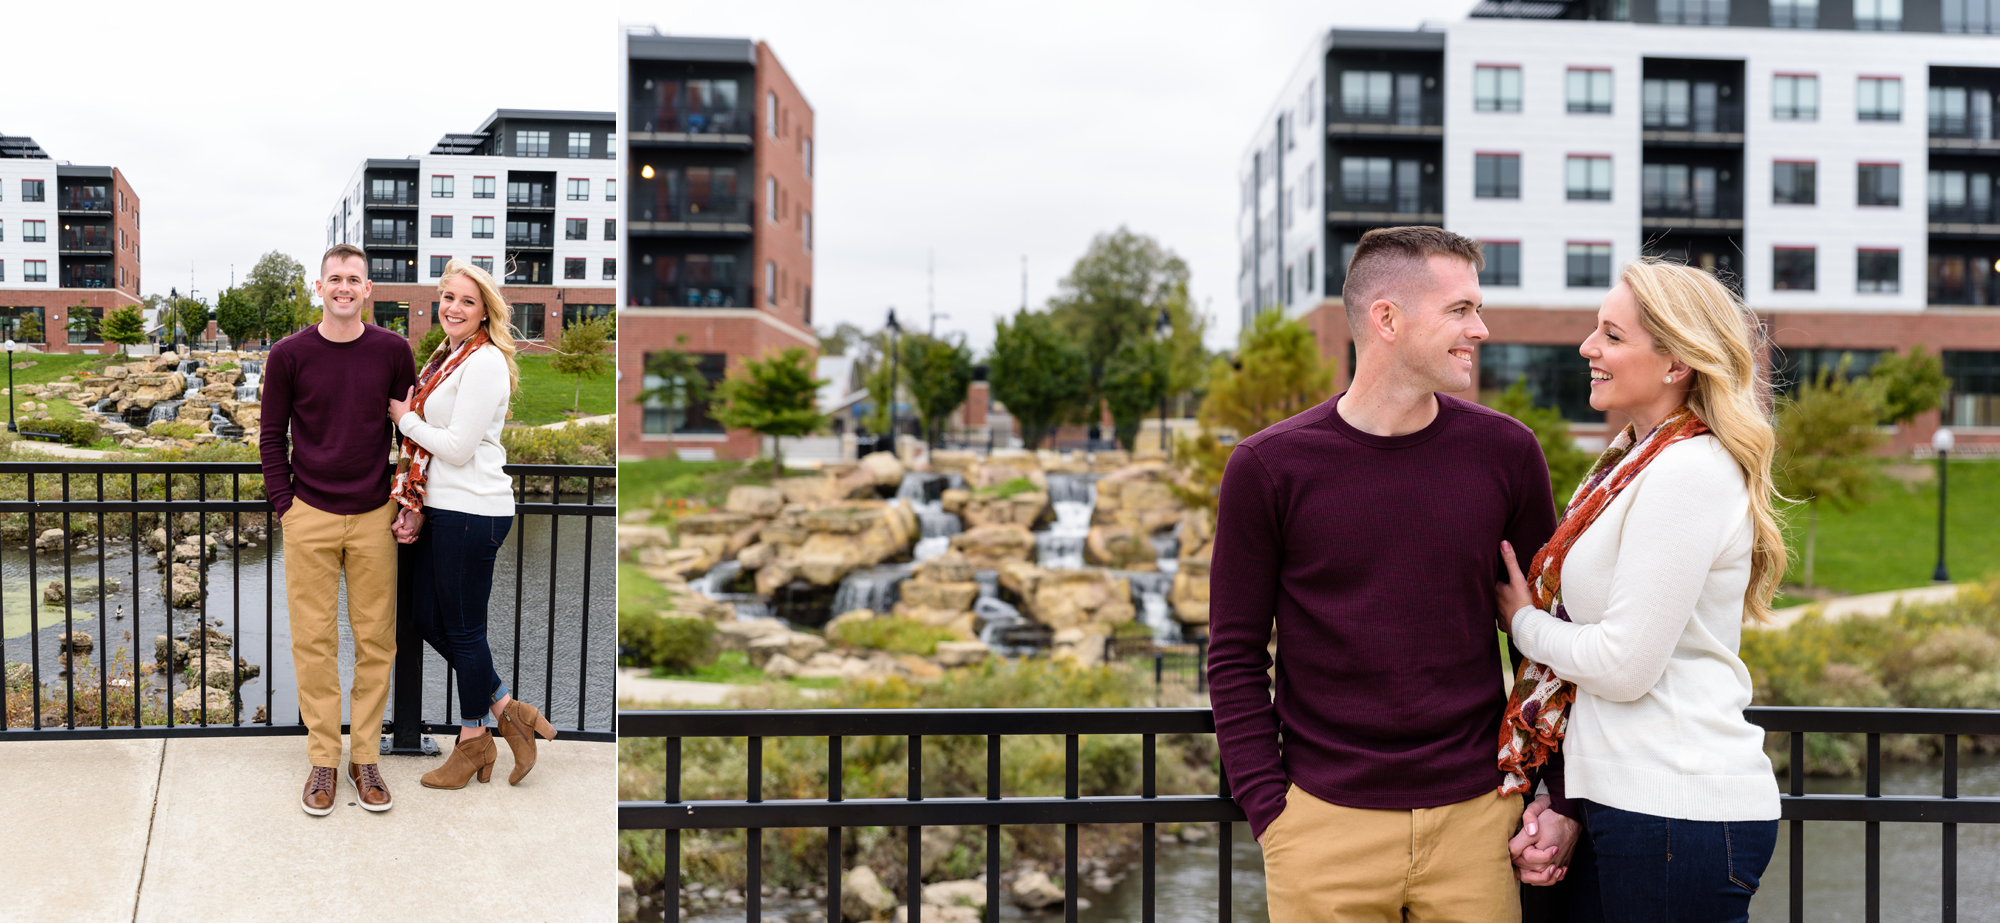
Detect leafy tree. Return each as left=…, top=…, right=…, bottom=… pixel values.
left=712, top=347, right=828, bottom=472
left=66, top=306, right=98, bottom=345
left=1775, top=363, right=1885, bottom=590
left=1172, top=310, right=1334, bottom=509
left=1869, top=345, right=1951, bottom=426
left=1047, top=227, right=1192, bottom=386
left=101, top=305, right=148, bottom=349
left=16, top=310, right=43, bottom=343
left=243, top=251, right=307, bottom=346
left=900, top=333, right=974, bottom=447
left=1482, top=378, right=1594, bottom=504
left=988, top=309, right=1090, bottom=449
left=817, top=321, right=866, bottom=357
left=414, top=323, right=447, bottom=366
left=1099, top=336, right=1170, bottom=451
left=862, top=353, right=897, bottom=436
left=214, top=286, right=261, bottom=348
left=167, top=296, right=210, bottom=349
left=547, top=315, right=614, bottom=414
left=634, top=334, right=714, bottom=461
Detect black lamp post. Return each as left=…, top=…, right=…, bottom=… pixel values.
left=1156, top=307, right=1173, bottom=457
left=4, top=338, right=16, bottom=433
left=885, top=308, right=902, bottom=453
left=1933, top=426, right=1954, bottom=583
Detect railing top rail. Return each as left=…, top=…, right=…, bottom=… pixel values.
left=1746, top=705, right=2000, bottom=735
left=618, top=707, right=1219, bottom=738
left=0, top=462, right=617, bottom=477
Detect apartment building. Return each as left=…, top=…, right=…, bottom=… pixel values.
left=619, top=31, right=816, bottom=461
left=1241, top=0, right=2000, bottom=452
left=0, top=133, right=142, bottom=354
left=326, top=109, right=619, bottom=352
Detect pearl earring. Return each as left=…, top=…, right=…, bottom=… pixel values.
left=1663, top=375, right=1674, bottom=384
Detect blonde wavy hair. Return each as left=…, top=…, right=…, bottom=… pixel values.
left=1620, top=258, right=1786, bottom=623
left=433, top=258, right=520, bottom=394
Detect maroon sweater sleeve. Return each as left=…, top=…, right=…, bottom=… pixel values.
left=1501, top=433, right=1566, bottom=816
left=258, top=342, right=296, bottom=516
left=1206, top=443, right=1289, bottom=839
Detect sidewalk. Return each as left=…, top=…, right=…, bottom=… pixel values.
left=0, top=732, right=615, bottom=922
left=1762, top=582, right=1973, bottom=630
left=540, top=414, right=613, bottom=431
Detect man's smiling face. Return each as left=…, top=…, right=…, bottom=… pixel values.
left=314, top=254, right=371, bottom=324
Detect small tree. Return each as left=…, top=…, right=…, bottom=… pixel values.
left=1775, top=363, right=1885, bottom=590
left=1483, top=378, right=1595, bottom=505
left=712, top=347, right=828, bottom=472
left=101, top=305, right=148, bottom=352
left=413, top=323, right=447, bottom=366
left=900, top=332, right=974, bottom=447
left=635, top=334, right=712, bottom=461
left=988, top=309, right=1090, bottom=449
left=67, top=308, right=97, bottom=345
left=215, top=286, right=261, bottom=348
left=1100, top=337, right=1170, bottom=451
left=1869, top=345, right=1951, bottom=426
left=548, top=315, right=614, bottom=414
left=16, top=310, right=43, bottom=343
left=168, top=296, right=210, bottom=350
left=1172, top=310, right=1334, bottom=508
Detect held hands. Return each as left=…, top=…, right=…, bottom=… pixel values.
left=1509, top=794, right=1580, bottom=886
left=387, top=386, right=415, bottom=425
left=1495, top=540, right=1535, bottom=634
left=392, top=507, right=423, bottom=544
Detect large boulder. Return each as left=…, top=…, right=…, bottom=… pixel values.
left=934, top=641, right=991, bottom=668
left=618, top=525, right=674, bottom=555
left=635, top=546, right=712, bottom=580
left=754, top=557, right=799, bottom=596
left=796, top=533, right=870, bottom=585
left=1092, top=463, right=1183, bottom=533
left=676, top=511, right=756, bottom=536
left=928, top=450, right=980, bottom=479
left=1170, top=571, right=1210, bottom=626
left=960, top=490, right=1049, bottom=529
left=724, top=485, right=785, bottom=517
left=842, top=866, right=899, bottom=922
left=1010, top=871, right=1064, bottom=911
left=1051, top=626, right=1111, bottom=668
left=715, top=617, right=792, bottom=653
left=859, top=450, right=906, bottom=487
left=760, top=523, right=809, bottom=548
left=898, top=579, right=979, bottom=612
left=1084, top=525, right=1154, bottom=568
left=747, top=631, right=827, bottom=668
left=949, top=525, right=1036, bottom=567
left=1027, top=570, right=1135, bottom=630
left=967, top=459, right=1044, bottom=491
left=776, top=473, right=841, bottom=507
left=996, top=559, right=1045, bottom=600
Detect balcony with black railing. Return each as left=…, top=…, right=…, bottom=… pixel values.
left=58, top=190, right=112, bottom=213
left=364, top=230, right=417, bottom=248
left=60, top=264, right=114, bottom=289
left=369, top=263, right=418, bottom=283
left=1325, top=94, right=1444, bottom=135
left=627, top=275, right=751, bottom=309
left=506, top=223, right=552, bottom=248
left=1930, top=200, right=2000, bottom=227
left=505, top=255, right=554, bottom=285
left=507, top=184, right=555, bottom=209
left=366, top=189, right=417, bottom=207
left=636, top=192, right=752, bottom=228
left=60, top=229, right=112, bottom=254
left=632, top=105, right=755, bottom=139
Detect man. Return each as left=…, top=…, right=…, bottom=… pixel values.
left=1207, top=226, right=1564, bottom=921
left=260, top=243, right=418, bottom=816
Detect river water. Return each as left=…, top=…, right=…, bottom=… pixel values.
left=3, top=502, right=616, bottom=732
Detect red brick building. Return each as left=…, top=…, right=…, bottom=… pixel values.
left=0, top=134, right=144, bottom=354
left=619, top=33, right=816, bottom=461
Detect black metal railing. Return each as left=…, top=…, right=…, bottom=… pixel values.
left=0, top=462, right=615, bottom=744
left=1930, top=202, right=2000, bottom=225
left=367, top=190, right=417, bottom=206
left=369, top=267, right=419, bottom=284
left=508, top=188, right=554, bottom=209
left=364, top=232, right=416, bottom=247
left=620, top=705, right=2000, bottom=923
left=639, top=192, right=752, bottom=225
left=627, top=279, right=752, bottom=309
left=59, top=194, right=112, bottom=213
left=635, top=105, right=755, bottom=136
left=1325, top=94, right=1444, bottom=129
left=60, top=232, right=112, bottom=253
left=61, top=267, right=113, bottom=289
left=1642, top=101, right=1745, bottom=135
left=1640, top=196, right=1744, bottom=221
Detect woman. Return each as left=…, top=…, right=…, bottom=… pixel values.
left=1494, top=258, right=1785, bottom=922
left=388, top=258, right=557, bottom=790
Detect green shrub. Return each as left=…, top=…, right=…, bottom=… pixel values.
left=500, top=421, right=614, bottom=466
left=619, top=612, right=718, bottom=672
left=976, top=477, right=1039, bottom=499
left=827, top=616, right=964, bottom=656
left=147, top=421, right=203, bottom=440
left=28, top=418, right=102, bottom=444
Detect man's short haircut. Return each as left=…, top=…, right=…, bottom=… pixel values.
left=320, top=243, right=368, bottom=277
left=1341, top=226, right=1484, bottom=335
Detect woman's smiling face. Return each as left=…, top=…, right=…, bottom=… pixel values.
left=1580, top=282, right=1677, bottom=415
left=438, top=274, right=487, bottom=343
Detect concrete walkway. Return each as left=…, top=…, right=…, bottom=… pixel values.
left=616, top=667, right=831, bottom=706
left=10, top=437, right=112, bottom=459
left=0, top=733, right=615, bottom=922
left=540, top=414, right=613, bottom=431
left=1762, top=582, right=1973, bottom=630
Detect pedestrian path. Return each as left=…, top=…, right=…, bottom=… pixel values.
left=1761, top=582, right=1972, bottom=630
left=540, top=414, right=613, bottom=431
left=10, top=437, right=112, bottom=459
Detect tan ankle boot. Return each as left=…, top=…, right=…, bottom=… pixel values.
left=421, top=732, right=496, bottom=790
left=495, top=699, right=557, bottom=785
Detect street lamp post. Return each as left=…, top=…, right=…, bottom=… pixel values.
left=1156, top=307, right=1172, bottom=458
left=1933, top=426, right=1954, bottom=584
left=4, top=339, right=15, bottom=433
left=885, top=308, right=902, bottom=456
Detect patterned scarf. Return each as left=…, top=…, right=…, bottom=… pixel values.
left=390, top=330, right=490, bottom=513
left=1496, top=405, right=1711, bottom=796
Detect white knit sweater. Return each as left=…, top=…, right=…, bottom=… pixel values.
left=1510, top=433, right=1780, bottom=822
left=395, top=342, right=515, bottom=518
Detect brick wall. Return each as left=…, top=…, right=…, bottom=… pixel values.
left=113, top=168, right=140, bottom=301
left=617, top=308, right=818, bottom=460
left=753, top=42, right=814, bottom=332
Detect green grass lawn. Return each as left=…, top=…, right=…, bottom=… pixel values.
left=617, top=458, right=773, bottom=516
left=1778, top=459, right=2000, bottom=604
left=510, top=353, right=614, bottom=426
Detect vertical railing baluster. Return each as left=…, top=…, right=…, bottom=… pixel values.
left=264, top=474, right=274, bottom=726
left=1865, top=732, right=1880, bottom=923
left=909, top=734, right=923, bottom=923
left=96, top=472, right=106, bottom=728
left=1143, top=732, right=1156, bottom=923
left=544, top=479, right=561, bottom=714
left=230, top=474, right=241, bottom=724
left=1065, top=733, right=1078, bottom=923
left=986, top=733, right=1001, bottom=923
left=61, top=471, right=75, bottom=729
left=1218, top=760, right=1232, bottom=923
left=1944, top=733, right=1958, bottom=923
left=28, top=469, right=40, bottom=728
left=828, top=735, right=843, bottom=923
left=512, top=479, right=524, bottom=698
left=1790, top=731, right=1803, bottom=923
left=748, top=734, right=762, bottom=923
left=667, top=736, right=681, bottom=923
left=579, top=477, right=593, bottom=729
left=136, top=472, right=146, bottom=728
left=197, top=468, right=208, bottom=727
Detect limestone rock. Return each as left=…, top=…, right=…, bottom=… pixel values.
left=754, top=558, right=798, bottom=596
left=1084, top=525, right=1153, bottom=568
left=724, top=485, right=785, bottom=517
left=618, top=870, right=638, bottom=923
left=759, top=523, right=809, bottom=548
left=747, top=631, right=827, bottom=668
left=736, top=541, right=776, bottom=571
left=677, top=511, right=756, bottom=536
left=897, top=907, right=977, bottom=923
left=1171, top=571, right=1211, bottom=625
left=824, top=609, right=876, bottom=644
left=803, top=502, right=889, bottom=534
left=1028, top=570, right=1135, bottom=630
left=172, top=685, right=236, bottom=722
left=715, top=617, right=792, bottom=653
left=859, top=450, right=906, bottom=487
left=913, top=550, right=977, bottom=584
left=776, top=473, right=840, bottom=507
left=678, top=533, right=731, bottom=561
left=636, top=546, right=712, bottom=580
left=1092, top=463, right=1183, bottom=533
left=42, top=581, right=65, bottom=604
left=762, top=652, right=802, bottom=680
left=1178, top=537, right=1213, bottom=578
left=898, top=580, right=979, bottom=612
left=927, top=450, right=979, bottom=478
left=922, top=879, right=987, bottom=912
left=939, top=488, right=971, bottom=515
left=842, top=866, right=898, bottom=922
left=618, top=525, right=674, bottom=555
left=1052, top=626, right=1110, bottom=668
left=154, top=635, right=192, bottom=673
left=35, top=528, right=65, bottom=550
left=934, top=641, right=991, bottom=668
left=949, top=524, right=1036, bottom=567
left=1010, top=870, right=1064, bottom=910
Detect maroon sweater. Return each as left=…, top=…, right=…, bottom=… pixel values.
left=259, top=324, right=418, bottom=517
left=1207, top=393, right=1558, bottom=838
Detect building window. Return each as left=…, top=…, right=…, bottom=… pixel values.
left=1341, top=156, right=1390, bottom=205
left=514, top=303, right=545, bottom=340
left=568, top=131, right=590, bottom=158
left=606, top=179, right=617, bottom=201
left=1942, top=350, right=2000, bottom=426
left=1342, top=70, right=1392, bottom=118
left=1658, top=0, right=1730, bottom=24
left=1773, top=75, right=1818, bottom=121
left=642, top=353, right=727, bottom=435
left=431, top=175, right=454, bottom=198
left=1478, top=343, right=1604, bottom=422
left=566, top=218, right=587, bottom=240
left=767, top=92, right=778, bottom=136
left=430, top=215, right=453, bottom=238
left=25, top=260, right=47, bottom=282
left=1857, top=248, right=1900, bottom=292
left=1857, top=77, right=1902, bottom=121
left=1480, top=241, right=1521, bottom=286
left=1928, top=169, right=1994, bottom=222
left=605, top=219, right=617, bottom=240
left=1474, top=66, right=1522, bottom=113
left=0, top=261, right=5, bottom=282
left=1566, top=155, right=1612, bottom=201
left=1471, top=154, right=1519, bottom=199
left=603, top=258, right=617, bottom=280
left=430, top=256, right=449, bottom=278
left=21, top=180, right=43, bottom=202
left=804, top=138, right=813, bottom=177
left=515, top=130, right=550, bottom=157
left=473, top=176, right=496, bottom=199
left=767, top=176, right=778, bottom=221
left=1773, top=161, right=1817, bottom=205
left=1771, top=0, right=1818, bottom=26
left=1566, top=243, right=1611, bottom=288
left=766, top=260, right=777, bottom=304
left=803, top=211, right=812, bottom=251
left=1859, top=163, right=1901, bottom=206
left=563, top=258, right=586, bottom=280
left=1945, top=0, right=2000, bottom=33
left=0, top=221, right=5, bottom=241
left=472, top=256, right=494, bottom=274
left=23, top=220, right=45, bottom=243
left=567, top=178, right=589, bottom=200
left=1773, top=247, right=1816, bottom=290
left=1855, top=0, right=1901, bottom=30
left=471, top=216, right=495, bottom=239
left=1567, top=69, right=1612, bottom=114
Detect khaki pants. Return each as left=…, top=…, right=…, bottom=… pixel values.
left=282, top=498, right=398, bottom=768
left=1262, top=784, right=1522, bottom=923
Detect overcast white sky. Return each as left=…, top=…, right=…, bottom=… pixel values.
left=8, top=0, right=613, bottom=305
left=621, top=0, right=1483, bottom=352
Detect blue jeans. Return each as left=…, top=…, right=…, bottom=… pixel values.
left=412, top=508, right=513, bottom=727
left=1565, top=799, right=1777, bottom=923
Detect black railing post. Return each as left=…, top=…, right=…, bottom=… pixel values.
left=384, top=540, right=434, bottom=755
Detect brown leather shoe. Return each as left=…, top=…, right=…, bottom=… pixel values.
left=347, top=761, right=394, bottom=812
left=301, top=766, right=337, bottom=816
left=495, top=699, right=557, bottom=785
left=421, top=732, right=497, bottom=790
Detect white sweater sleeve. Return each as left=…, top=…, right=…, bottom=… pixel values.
left=396, top=347, right=508, bottom=468
left=1510, top=442, right=1744, bottom=703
